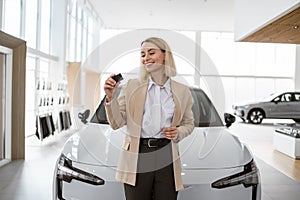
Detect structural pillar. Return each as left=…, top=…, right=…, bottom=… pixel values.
left=295, top=45, right=300, bottom=91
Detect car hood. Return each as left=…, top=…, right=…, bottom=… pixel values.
left=233, top=100, right=270, bottom=108
left=61, top=123, right=253, bottom=169
left=179, top=127, right=252, bottom=169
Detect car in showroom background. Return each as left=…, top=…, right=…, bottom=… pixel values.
left=53, top=87, right=261, bottom=200
left=233, top=92, right=300, bottom=124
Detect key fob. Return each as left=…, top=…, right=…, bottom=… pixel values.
left=112, top=73, right=123, bottom=82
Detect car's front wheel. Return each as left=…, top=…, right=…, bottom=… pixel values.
left=248, top=109, right=264, bottom=124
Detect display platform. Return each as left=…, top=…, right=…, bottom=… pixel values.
left=273, top=125, right=300, bottom=159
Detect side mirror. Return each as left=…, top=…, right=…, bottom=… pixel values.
left=224, top=113, right=236, bottom=128
left=78, top=109, right=90, bottom=124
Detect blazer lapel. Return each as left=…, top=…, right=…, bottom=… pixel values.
left=128, top=80, right=148, bottom=126
left=171, top=80, right=182, bottom=126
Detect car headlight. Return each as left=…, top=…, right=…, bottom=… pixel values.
left=211, top=159, right=259, bottom=189
left=56, top=154, right=105, bottom=185
left=55, top=154, right=105, bottom=200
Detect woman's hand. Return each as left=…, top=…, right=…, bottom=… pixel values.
left=162, top=126, right=179, bottom=140
left=104, top=74, right=120, bottom=102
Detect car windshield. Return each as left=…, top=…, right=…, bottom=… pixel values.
left=90, top=88, right=223, bottom=127
left=262, top=93, right=281, bottom=102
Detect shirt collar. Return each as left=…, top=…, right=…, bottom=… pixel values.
left=148, top=77, right=172, bottom=95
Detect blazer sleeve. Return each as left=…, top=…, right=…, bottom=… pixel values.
left=175, top=88, right=194, bottom=142
left=105, top=82, right=127, bottom=130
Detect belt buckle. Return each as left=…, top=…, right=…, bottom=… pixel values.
left=147, top=139, right=158, bottom=148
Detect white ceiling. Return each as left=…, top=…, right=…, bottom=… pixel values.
left=89, top=0, right=235, bottom=32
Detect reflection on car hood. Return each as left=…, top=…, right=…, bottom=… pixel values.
left=61, top=124, right=253, bottom=169
left=179, top=127, right=252, bottom=168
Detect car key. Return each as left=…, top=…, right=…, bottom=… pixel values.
left=111, top=73, right=123, bottom=83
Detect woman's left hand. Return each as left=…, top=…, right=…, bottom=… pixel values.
left=162, top=126, right=179, bottom=140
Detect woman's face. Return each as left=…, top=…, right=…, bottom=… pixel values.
left=141, top=42, right=165, bottom=74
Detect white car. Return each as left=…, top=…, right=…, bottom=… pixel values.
left=233, top=92, right=300, bottom=124
left=53, top=87, right=261, bottom=200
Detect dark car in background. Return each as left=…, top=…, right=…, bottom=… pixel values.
left=233, top=92, right=300, bottom=124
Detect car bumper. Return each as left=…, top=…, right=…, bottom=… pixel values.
left=233, top=107, right=247, bottom=119
left=53, top=179, right=261, bottom=200
left=53, top=156, right=261, bottom=200
left=179, top=183, right=261, bottom=200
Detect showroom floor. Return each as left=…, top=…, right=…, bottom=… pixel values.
left=0, top=120, right=300, bottom=200
left=0, top=129, right=76, bottom=200
left=230, top=120, right=300, bottom=200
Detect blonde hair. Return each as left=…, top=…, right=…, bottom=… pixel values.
left=140, top=37, right=177, bottom=81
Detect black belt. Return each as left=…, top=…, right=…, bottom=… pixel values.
left=140, top=138, right=170, bottom=148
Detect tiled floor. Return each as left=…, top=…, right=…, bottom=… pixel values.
left=0, top=120, right=300, bottom=200
left=0, top=129, right=75, bottom=200
left=230, top=119, right=300, bottom=182
left=230, top=119, right=300, bottom=200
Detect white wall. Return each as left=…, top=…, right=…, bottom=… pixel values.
left=234, top=0, right=300, bottom=41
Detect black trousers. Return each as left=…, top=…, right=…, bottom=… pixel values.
left=124, top=139, right=178, bottom=200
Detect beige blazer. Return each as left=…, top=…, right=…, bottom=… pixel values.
left=105, top=78, right=194, bottom=191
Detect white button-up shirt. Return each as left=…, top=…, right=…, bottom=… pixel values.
left=141, top=77, right=175, bottom=138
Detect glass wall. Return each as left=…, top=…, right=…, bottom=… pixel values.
left=2, top=0, right=21, bottom=38
left=0, top=45, right=12, bottom=165
left=66, top=0, right=101, bottom=62
left=25, top=0, right=38, bottom=48
left=200, top=32, right=295, bottom=112
left=1, top=0, right=101, bottom=139
left=40, top=0, right=51, bottom=53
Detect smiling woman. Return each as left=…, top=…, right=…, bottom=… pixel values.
left=103, top=37, right=195, bottom=200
